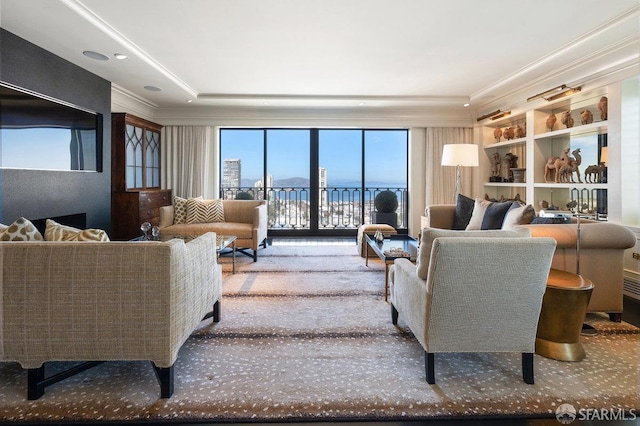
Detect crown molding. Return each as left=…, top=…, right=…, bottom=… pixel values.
left=470, top=4, right=640, bottom=103
left=61, top=0, right=198, bottom=98
left=151, top=105, right=474, bottom=128
left=111, top=84, right=158, bottom=120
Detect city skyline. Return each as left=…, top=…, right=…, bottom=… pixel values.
left=219, top=129, right=408, bottom=187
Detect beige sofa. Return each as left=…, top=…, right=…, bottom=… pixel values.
left=423, top=204, right=637, bottom=320
left=160, top=199, right=268, bottom=261
left=0, top=233, right=222, bottom=399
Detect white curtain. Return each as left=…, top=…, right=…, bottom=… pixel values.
left=424, top=127, right=474, bottom=206
left=161, top=126, right=215, bottom=199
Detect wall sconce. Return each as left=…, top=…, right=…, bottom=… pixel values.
left=476, top=110, right=511, bottom=122
left=527, top=84, right=582, bottom=102
left=441, top=144, right=479, bottom=202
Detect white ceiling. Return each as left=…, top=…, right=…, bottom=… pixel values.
left=1, top=0, right=639, bottom=114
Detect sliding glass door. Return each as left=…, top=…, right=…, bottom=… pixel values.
left=220, top=128, right=408, bottom=236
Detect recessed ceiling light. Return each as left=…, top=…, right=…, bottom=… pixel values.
left=114, top=53, right=128, bottom=60
left=144, top=85, right=162, bottom=92
left=83, top=50, right=109, bottom=61
left=463, top=103, right=470, bottom=107
left=186, top=99, right=193, bottom=103
left=358, top=102, right=366, bottom=106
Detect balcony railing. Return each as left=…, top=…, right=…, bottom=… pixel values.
left=220, top=186, right=408, bottom=230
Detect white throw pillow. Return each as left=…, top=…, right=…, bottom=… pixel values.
left=502, top=204, right=536, bottom=229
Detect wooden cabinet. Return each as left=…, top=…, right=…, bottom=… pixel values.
left=111, top=113, right=171, bottom=240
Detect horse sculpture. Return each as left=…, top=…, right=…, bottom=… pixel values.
left=544, top=148, right=570, bottom=183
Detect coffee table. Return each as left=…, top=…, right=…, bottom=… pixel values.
left=365, top=234, right=418, bottom=301
left=152, top=234, right=237, bottom=274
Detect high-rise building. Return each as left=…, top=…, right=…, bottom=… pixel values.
left=319, top=166, right=328, bottom=210
left=223, top=158, right=241, bottom=188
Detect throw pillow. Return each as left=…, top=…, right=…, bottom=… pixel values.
left=466, top=198, right=517, bottom=230
left=531, top=216, right=570, bottom=224
left=502, top=203, right=536, bottom=229
left=187, top=198, right=225, bottom=223
left=44, top=219, right=110, bottom=241
left=452, top=194, right=475, bottom=230
left=416, top=227, right=531, bottom=280
left=0, top=217, right=44, bottom=241
left=173, top=196, right=203, bottom=224
left=174, top=196, right=189, bottom=224
left=0, top=223, right=8, bottom=239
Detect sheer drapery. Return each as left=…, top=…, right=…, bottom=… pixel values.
left=424, top=127, right=474, bottom=206
left=161, top=126, right=214, bottom=199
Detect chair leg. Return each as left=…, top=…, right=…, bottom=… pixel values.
left=212, top=300, right=220, bottom=322
left=153, top=364, right=174, bottom=398
left=609, top=312, right=622, bottom=322
left=522, top=352, right=534, bottom=384
left=425, top=352, right=435, bottom=384
left=391, top=304, right=399, bottom=325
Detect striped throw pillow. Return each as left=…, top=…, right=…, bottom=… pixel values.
left=186, top=198, right=225, bottom=223
left=45, top=219, right=110, bottom=241
left=174, top=196, right=203, bottom=224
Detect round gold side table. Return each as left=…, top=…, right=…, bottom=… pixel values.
left=535, top=269, right=594, bottom=362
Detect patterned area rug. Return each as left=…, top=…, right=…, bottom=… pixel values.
left=0, top=243, right=638, bottom=423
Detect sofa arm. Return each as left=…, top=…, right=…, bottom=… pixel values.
left=424, top=204, right=456, bottom=230
left=253, top=202, right=268, bottom=246
left=159, top=205, right=175, bottom=229
left=523, top=222, right=636, bottom=249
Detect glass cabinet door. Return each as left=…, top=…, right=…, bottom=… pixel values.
left=125, top=124, right=144, bottom=189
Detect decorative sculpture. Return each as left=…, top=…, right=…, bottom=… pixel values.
left=557, top=148, right=582, bottom=183
left=561, top=110, right=574, bottom=128
left=581, top=109, right=593, bottom=125
left=514, top=124, right=526, bottom=139
left=598, top=96, right=608, bottom=120
left=584, top=163, right=605, bottom=183
left=546, top=113, right=557, bottom=131
left=503, top=127, right=515, bottom=140
left=544, top=148, right=570, bottom=183
left=502, top=152, right=518, bottom=182
left=491, top=152, right=501, bottom=178
left=493, top=127, right=503, bottom=142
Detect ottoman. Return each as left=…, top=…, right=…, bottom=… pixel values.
left=357, top=224, right=397, bottom=257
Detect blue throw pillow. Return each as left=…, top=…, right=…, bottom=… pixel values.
left=452, top=194, right=474, bottom=230
left=531, top=216, right=570, bottom=224
left=480, top=201, right=515, bottom=230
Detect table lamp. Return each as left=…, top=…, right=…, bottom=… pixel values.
left=441, top=144, right=479, bottom=202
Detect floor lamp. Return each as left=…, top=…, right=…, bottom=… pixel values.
left=441, top=144, right=479, bottom=202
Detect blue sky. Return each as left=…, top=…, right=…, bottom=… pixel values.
left=220, top=129, right=408, bottom=185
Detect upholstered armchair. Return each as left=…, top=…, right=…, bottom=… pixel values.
left=389, top=228, right=556, bottom=384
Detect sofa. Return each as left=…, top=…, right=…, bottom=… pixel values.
left=0, top=232, right=222, bottom=399
left=423, top=203, right=637, bottom=320
left=159, top=199, right=268, bottom=261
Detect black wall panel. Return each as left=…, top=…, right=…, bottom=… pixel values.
left=0, top=29, right=111, bottom=232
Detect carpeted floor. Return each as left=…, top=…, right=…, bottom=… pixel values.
left=0, top=242, right=638, bottom=423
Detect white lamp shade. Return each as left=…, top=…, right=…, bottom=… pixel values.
left=441, top=144, right=479, bottom=167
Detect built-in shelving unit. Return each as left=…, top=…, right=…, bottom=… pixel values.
left=478, top=88, right=610, bottom=220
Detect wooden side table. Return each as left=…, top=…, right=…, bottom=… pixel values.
left=535, top=269, right=594, bottom=361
